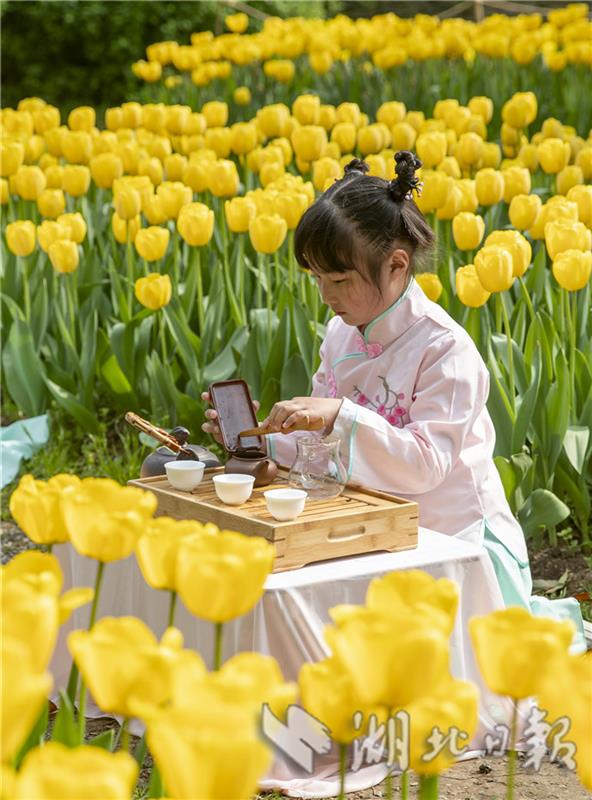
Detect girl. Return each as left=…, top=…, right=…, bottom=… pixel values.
left=203, top=150, right=584, bottom=642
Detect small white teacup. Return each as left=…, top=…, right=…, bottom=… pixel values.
left=213, top=474, right=255, bottom=505
left=264, top=488, right=307, bottom=521
left=165, top=460, right=205, bottom=492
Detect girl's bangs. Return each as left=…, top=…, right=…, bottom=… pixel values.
left=295, top=201, right=358, bottom=275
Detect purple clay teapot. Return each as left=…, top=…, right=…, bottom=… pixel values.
left=225, top=446, right=278, bottom=487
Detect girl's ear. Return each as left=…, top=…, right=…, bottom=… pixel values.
left=389, top=248, right=410, bottom=273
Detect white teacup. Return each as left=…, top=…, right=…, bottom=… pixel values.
left=213, top=474, right=255, bottom=505
left=264, top=488, right=307, bottom=521
left=165, top=460, right=205, bottom=491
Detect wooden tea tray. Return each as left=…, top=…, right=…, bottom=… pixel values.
left=129, top=468, right=418, bottom=572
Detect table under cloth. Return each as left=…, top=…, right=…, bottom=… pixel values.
left=52, top=528, right=514, bottom=798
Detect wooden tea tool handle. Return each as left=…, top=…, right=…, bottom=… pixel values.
left=239, top=416, right=326, bottom=437
left=124, top=412, right=194, bottom=458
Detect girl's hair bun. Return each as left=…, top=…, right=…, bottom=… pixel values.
left=389, top=150, right=423, bottom=202
left=344, top=158, right=370, bottom=175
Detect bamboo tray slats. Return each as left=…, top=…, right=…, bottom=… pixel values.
left=129, top=468, right=418, bottom=572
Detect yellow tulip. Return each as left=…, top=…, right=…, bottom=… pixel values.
left=14, top=165, right=46, bottom=200
left=233, top=86, right=251, bottom=105
left=456, top=263, right=491, bottom=307
left=112, top=212, right=141, bottom=245
left=62, top=164, right=90, bottom=197
left=1, top=177, right=9, bottom=204
left=44, top=163, right=63, bottom=189
left=537, top=138, right=571, bottom=174
left=0, top=140, right=25, bottom=177
left=37, top=188, right=65, bottom=219
left=225, top=11, right=248, bottom=32
left=1, top=636, right=52, bottom=764
left=37, top=220, right=70, bottom=253
left=299, top=657, right=369, bottom=744
left=437, top=155, right=461, bottom=180
left=9, top=473, right=80, bottom=544
left=230, top=122, right=258, bottom=156
left=319, top=104, right=336, bottom=131
left=501, top=165, right=531, bottom=203
left=68, top=105, right=95, bottom=131
left=357, top=124, right=384, bottom=156
left=33, top=105, right=60, bottom=134
left=104, top=106, right=123, bottom=131
left=325, top=606, right=449, bottom=708
left=57, top=212, right=87, bottom=244
left=146, top=693, right=271, bottom=800
left=270, top=137, right=293, bottom=166
left=48, top=240, right=79, bottom=274
left=566, top=184, right=592, bottom=227
left=139, top=156, right=164, bottom=187
left=436, top=183, right=462, bottom=221
left=89, top=152, right=123, bottom=190
left=468, top=95, right=494, bottom=123
left=475, top=168, right=504, bottom=206
left=206, top=159, right=239, bottom=198
left=256, top=103, right=290, bottom=138
left=136, top=518, right=210, bottom=591
left=291, top=125, right=327, bottom=162
left=309, top=50, right=333, bottom=74
left=121, top=101, right=142, bottom=129
left=552, top=250, right=592, bottom=292
left=61, top=130, right=92, bottom=164
left=556, top=165, right=584, bottom=195
left=529, top=198, right=580, bottom=240
left=456, top=178, right=479, bottom=213
left=61, top=477, right=157, bottom=562
left=148, top=136, right=171, bottom=162
left=469, top=607, right=574, bottom=699
left=202, top=100, right=228, bottom=129
left=509, top=193, right=542, bottom=230
left=142, top=103, right=166, bottom=132
left=135, top=272, right=172, bottom=311
left=249, top=213, right=287, bottom=254
left=182, top=161, right=209, bottom=193
left=329, top=122, right=355, bottom=154
left=224, top=196, right=257, bottom=233
left=536, top=652, right=592, bottom=790
left=177, top=202, right=214, bottom=246
left=165, top=104, right=191, bottom=135
left=292, top=94, right=320, bottom=126
left=415, top=272, right=443, bottom=302
left=480, top=141, right=502, bottom=169
left=501, top=91, right=537, bottom=128
left=416, top=131, right=447, bottom=168
left=6, top=220, right=36, bottom=257
left=274, top=192, right=308, bottom=229
left=204, top=127, right=232, bottom=159
left=485, top=230, right=532, bottom=278
left=132, top=58, right=162, bottom=83
left=260, top=161, right=284, bottom=187
left=312, top=157, right=341, bottom=192
left=545, top=219, right=592, bottom=260
left=407, top=677, right=479, bottom=775
left=156, top=181, right=192, bottom=219
left=414, top=171, right=451, bottom=214
left=263, top=59, right=296, bottom=84
left=518, top=142, right=539, bottom=172
left=452, top=212, right=485, bottom=250
left=336, top=101, right=362, bottom=127
left=176, top=530, right=274, bottom=622
left=575, top=146, right=592, bottom=180
left=377, top=100, right=406, bottom=128
left=475, top=245, right=514, bottom=292
left=113, top=185, right=141, bottom=221
left=366, top=569, right=458, bottom=636
left=390, top=121, right=417, bottom=152
left=455, top=132, right=484, bottom=169
left=9, top=742, right=138, bottom=799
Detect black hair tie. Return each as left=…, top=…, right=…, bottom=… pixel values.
left=344, top=158, right=370, bottom=175
left=389, top=150, right=423, bottom=201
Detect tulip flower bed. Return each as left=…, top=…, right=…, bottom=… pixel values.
left=2, top=474, right=591, bottom=800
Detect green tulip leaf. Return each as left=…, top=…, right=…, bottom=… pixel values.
left=2, top=318, right=47, bottom=416
left=101, top=354, right=133, bottom=395
left=51, top=690, right=79, bottom=748
left=562, top=426, right=590, bottom=474
left=44, top=378, right=101, bottom=433
left=517, top=489, right=570, bottom=540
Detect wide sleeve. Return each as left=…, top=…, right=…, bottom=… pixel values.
left=266, top=337, right=330, bottom=468
left=332, top=332, right=490, bottom=494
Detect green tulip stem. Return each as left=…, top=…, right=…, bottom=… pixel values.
left=67, top=274, right=78, bottom=345
left=265, top=256, right=272, bottom=346
left=274, top=250, right=281, bottom=299
left=236, top=234, right=246, bottom=324
left=507, top=699, right=519, bottom=800
left=126, top=239, right=134, bottom=311
left=288, top=230, right=295, bottom=292
left=77, top=560, right=106, bottom=742
left=400, top=770, right=409, bottom=800
left=338, top=742, right=347, bottom=800
left=120, top=717, right=130, bottom=753
left=167, top=590, right=177, bottom=629
left=498, top=293, right=515, bottom=412
left=17, top=257, right=31, bottom=322
left=566, top=289, right=577, bottom=420
left=46, top=543, right=53, bottom=554
left=418, top=774, right=439, bottom=799
left=194, top=248, right=205, bottom=336
left=256, top=253, right=263, bottom=309
left=385, top=767, right=393, bottom=800
left=214, top=622, right=224, bottom=670
left=172, top=229, right=180, bottom=287
left=159, top=310, right=168, bottom=364
left=517, top=276, right=536, bottom=324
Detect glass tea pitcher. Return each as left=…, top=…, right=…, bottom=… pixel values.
left=288, top=436, right=348, bottom=499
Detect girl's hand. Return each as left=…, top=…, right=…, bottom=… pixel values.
left=260, top=397, right=343, bottom=434
left=201, top=391, right=261, bottom=445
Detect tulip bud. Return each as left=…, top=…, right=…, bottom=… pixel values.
left=135, top=273, right=172, bottom=310
left=156, top=181, right=192, bottom=219
left=552, top=249, right=592, bottom=292
left=481, top=142, right=502, bottom=169
left=501, top=92, right=537, bottom=129
left=275, top=192, right=308, bottom=229
left=485, top=230, right=532, bottom=278
left=48, top=240, right=79, bottom=273
left=37, top=188, right=66, bottom=219
left=537, top=138, right=571, bottom=174
left=509, top=194, right=542, bottom=231
left=330, top=122, right=357, bottom=154
left=415, top=273, right=443, bottom=302
left=6, top=220, right=36, bottom=257
left=575, top=146, right=592, bottom=180
left=456, top=264, right=491, bottom=307
left=475, top=245, right=514, bottom=292
left=456, top=179, right=479, bottom=213
left=14, top=165, right=46, bottom=200
left=292, top=94, right=321, bottom=126
left=57, top=212, right=87, bottom=244
left=452, top=212, right=485, bottom=251
left=62, top=165, right=90, bottom=197
left=312, top=157, right=342, bottom=192
left=138, top=157, right=164, bottom=187
left=358, top=124, right=385, bottom=156
left=468, top=96, right=494, bottom=124
left=416, top=131, right=447, bottom=168
left=177, top=202, right=214, bottom=246
left=68, top=106, right=95, bottom=132
left=1, top=178, right=9, bottom=205
left=206, top=159, right=239, bottom=198
left=37, top=220, right=71, bottom=252
left=545, top=219, right=592, bottom=261
left=0, top=141, right=25, bottom=177
left=556, top=165, right=583, bottom=196
left=90, top=152, right=123, bottom=190
left=566, top=184, right=592, bottom=227
left=134, top=226, right=170, bottom=261
left=233, top=86, right=251, bottom=106
left=112, top=212, right=141, bottom=245
left=475, top=168, right=504, bottom=206
left=224, top=197, right=257, bottom=233
left=61, top=130, right=92, bottom=164
left=501, top=166, right=531, bottom=203
left=291, top=125, right=327, bottom=163
left=414, top=171, right=451, bottom=214
left=249, top=214, right=287, bottom=254
left=114, top=186, right=141, bottom=221
left=456, top=132, right=484, bottom=169
left=201, top=101, right=228, bottom=129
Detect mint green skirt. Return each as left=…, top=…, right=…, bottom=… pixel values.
left=483, top=522, right=587, bottom=654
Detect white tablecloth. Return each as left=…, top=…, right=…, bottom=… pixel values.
left=53, top=528, right=512, bottom=797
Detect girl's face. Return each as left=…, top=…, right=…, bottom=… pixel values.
left=310, top=249, right=410, bottom=329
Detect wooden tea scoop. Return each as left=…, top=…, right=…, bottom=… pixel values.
left=125, top=411, right=195, bottom=458
left=239, top=416, right=325, bottom=437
